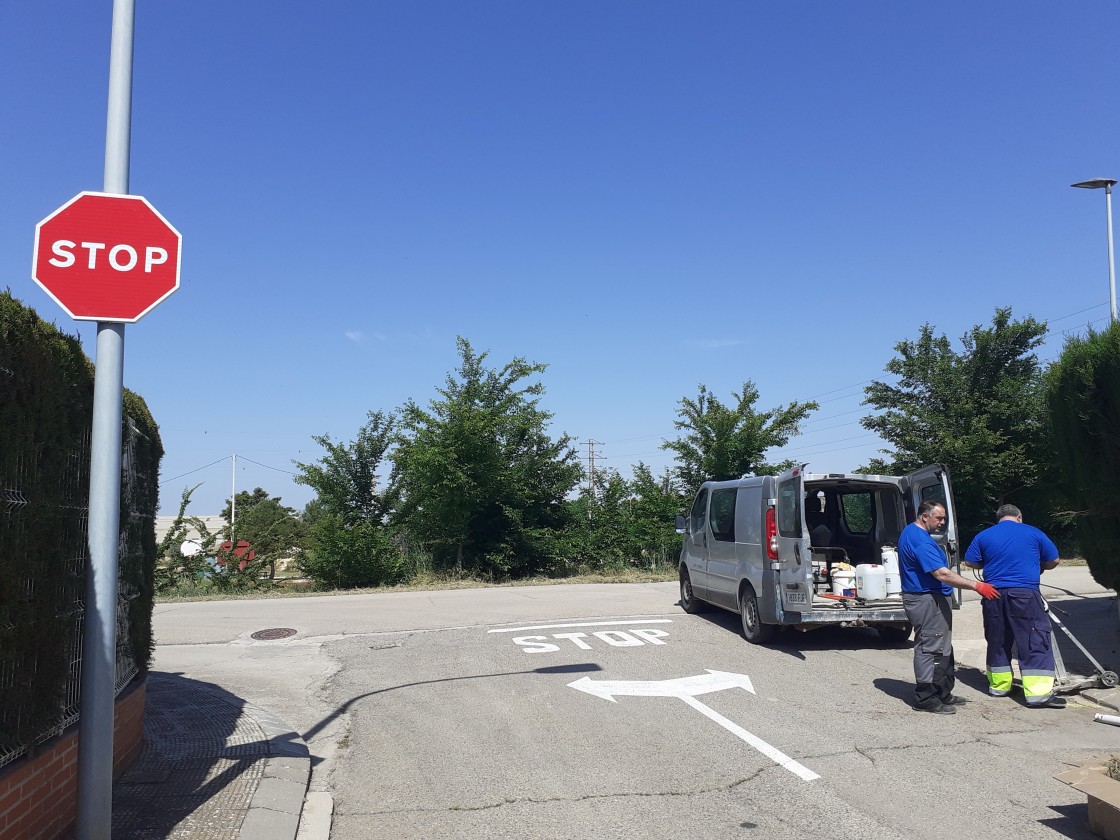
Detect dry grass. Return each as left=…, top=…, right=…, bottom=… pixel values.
left=1108, top=756, right=1120, bottom=782
left=154, top=565, right=678, bottom=603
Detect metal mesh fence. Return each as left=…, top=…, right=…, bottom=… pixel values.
left=0, top=423, right=143, bottom=770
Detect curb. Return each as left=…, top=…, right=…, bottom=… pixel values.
left=235, top=702, right=312, bottom=840
left=1083, top=689, right=1120, bottom=713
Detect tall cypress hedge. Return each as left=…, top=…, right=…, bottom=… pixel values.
left=0, top=290, right=162, bottom=760
left=1046, top=321, right=1120, bottom=590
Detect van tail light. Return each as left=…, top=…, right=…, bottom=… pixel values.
left=765, top=508, right=779, bottom=560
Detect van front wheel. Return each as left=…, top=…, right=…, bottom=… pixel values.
left=740, top=587, right=775, bottom=644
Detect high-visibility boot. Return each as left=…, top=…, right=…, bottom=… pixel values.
left=1022, top=672, right=1058, bottom=707
left=987, top=666, right=1013, bottom=697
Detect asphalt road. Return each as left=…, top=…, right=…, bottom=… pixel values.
left=153, top=569, right=1120, bottom=839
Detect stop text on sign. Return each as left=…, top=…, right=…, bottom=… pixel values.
left=48, top=240, right=171, bottom=273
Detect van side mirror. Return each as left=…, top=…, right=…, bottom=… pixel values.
left=674, top=513, right=687, bottom=534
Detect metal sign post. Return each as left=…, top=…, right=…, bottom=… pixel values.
left=77, top=1, right=134, bottom=837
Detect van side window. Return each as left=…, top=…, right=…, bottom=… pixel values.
left=690, top=488, right=708, bottom=534
left=777, top=479, right=801, bottom=538
left=709, top=488, right=737, bottom=542
left=840, top=492, right=873, bottom=535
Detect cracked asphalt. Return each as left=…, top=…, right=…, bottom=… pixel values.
left=152, top=571, right=1120, bottom=839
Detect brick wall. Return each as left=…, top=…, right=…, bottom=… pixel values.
left=0, top=678, right=146, bottom=840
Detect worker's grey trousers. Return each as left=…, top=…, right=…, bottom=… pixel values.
left=902, top=592, right=956, bottom=708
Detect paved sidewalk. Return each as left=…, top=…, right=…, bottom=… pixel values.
left=111, top=672, right=310, bottom=840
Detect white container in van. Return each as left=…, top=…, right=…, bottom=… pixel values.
left=880, top=546, right=903, bottom=598
left=855, top=564, right=887, bottom=600
left=675, top=464, right=960, bottom=645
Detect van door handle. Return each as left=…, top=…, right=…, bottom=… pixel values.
left=794, top=544, right=802, bottom=565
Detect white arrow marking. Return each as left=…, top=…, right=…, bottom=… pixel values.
left=567, top=669, right=755, bottom=701
left=568, top=670, right=819, bottom=782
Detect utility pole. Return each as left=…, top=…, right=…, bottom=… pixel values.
left=583, top=439, right=603, bottom=495
left=230, top=453, right=237, bottom=543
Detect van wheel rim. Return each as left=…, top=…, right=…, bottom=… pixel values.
left=743, top=600, right=758, bottom=631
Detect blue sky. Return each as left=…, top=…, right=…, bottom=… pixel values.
left=2, top=2, right=1117, bottom=515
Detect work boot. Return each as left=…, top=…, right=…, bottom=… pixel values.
left=1028, top=695, right=1067, bottom=709
left=942, top=695, right=968, bottom=705
left=913, top=701, right=956, bottom=715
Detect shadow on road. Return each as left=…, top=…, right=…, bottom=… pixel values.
left=1045, top=593, right=1119, bottom=680
left=677, top=599, right=918, bottom=659
left=302, top=663, right=604, bottom=744
left=1037, top=801, right=1098, bottom=840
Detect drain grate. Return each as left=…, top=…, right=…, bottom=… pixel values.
left=250, top=627, right=297, bottom=641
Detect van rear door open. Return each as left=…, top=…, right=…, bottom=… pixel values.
left=774, top=467, right=813, bottom=612
left=900, top=464, right=961, bottom=608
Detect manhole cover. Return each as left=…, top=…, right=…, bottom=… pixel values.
left=250, top=627, right=297, bottom=641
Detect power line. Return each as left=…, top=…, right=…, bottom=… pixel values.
left=159, top=456, right=230, bottom=485
left=160, top=454, right=299, bottom=486
left=771, top=433, right=879, bottom=453
left=598, top=300, right=1107, bottom=465
left=238, top=456, right=299, bottom=476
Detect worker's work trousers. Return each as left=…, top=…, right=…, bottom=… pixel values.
left=981, top=588, right=1056, bottom=705
left=902, top=592, right=956, bottom=708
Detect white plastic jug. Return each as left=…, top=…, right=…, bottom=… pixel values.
left=855, top=564, right=888, bottom=600
left=831, top=568, right=856, bottom=598
left=880, top=546, right=902, bottom=598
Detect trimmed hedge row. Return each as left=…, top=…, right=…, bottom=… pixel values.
left=0, top=290, right=162, bottom=762
left=1047, top=322, right=1120, bottom=590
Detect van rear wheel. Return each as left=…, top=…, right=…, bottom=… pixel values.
left=679, top=567, right=708, bottom=614
left=740, top=587, right=775, bottom=644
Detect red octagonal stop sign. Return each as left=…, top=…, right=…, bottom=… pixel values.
left=32, top=191, right=181, bottom=322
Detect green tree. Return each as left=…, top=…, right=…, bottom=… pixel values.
left=662, top=382, right=818, bottom=490
left=155, top=485, right=216, bottom=592
left=628, top=462, right=687, bottom=566
left=861, top=307, right=1051, bottom=543
left=1046, top=322, right=1120, bottom=589
left=220, top=487, right=306, bottom=579
left=563, top=463, right=686, bottom=572
left=294, top=411, right=403, bottom=588
left=155, top=484, right=267, bottom=592
left=392, top=337, right=582, bottom=578
left=565, top=469, right=635, bottom=570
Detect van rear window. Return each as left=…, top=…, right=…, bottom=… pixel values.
left=777, top=479, right=801, bottom=537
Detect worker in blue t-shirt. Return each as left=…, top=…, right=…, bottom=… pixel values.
left=899, top=500, right=999, bottom=714
left=964, top=504, right=1064, bottom=709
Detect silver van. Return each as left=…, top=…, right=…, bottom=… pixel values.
left=675, top=464, right=959, bottom=644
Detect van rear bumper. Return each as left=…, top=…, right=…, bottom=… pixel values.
left=782, top=606, right=909, bottom=625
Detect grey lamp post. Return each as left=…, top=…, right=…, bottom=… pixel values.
left=1071, top=177, right=1118, bottom=325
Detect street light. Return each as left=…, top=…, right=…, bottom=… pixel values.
left=1071, top=177, right=1118, bottom=325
